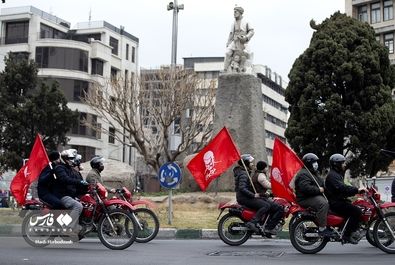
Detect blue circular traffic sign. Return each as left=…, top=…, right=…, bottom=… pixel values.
left=158, top=162, right=182, bottom=189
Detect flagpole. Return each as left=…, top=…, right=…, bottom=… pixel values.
left=302, top=165, right=328, bottom=202
left=240, top=158, right=257, bottom=194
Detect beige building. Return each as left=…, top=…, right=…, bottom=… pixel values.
left=0, top=6, right=139, bottom=164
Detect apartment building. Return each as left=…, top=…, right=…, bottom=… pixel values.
left=183, top=57, right=289, bottom=164
left=0, top=6, right=139, bottom=163
left=346, top=0, right=395, bottom=100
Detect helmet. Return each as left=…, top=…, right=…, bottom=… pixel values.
left=61, top=149, right=80, bottom=166
left=238, top=154, right=254, bottom=169
left=90, top=156, right=105, bottom=172
left=302, top=153, right=319, bottom=171
left=61, top=149, right=77, bottom=160
left=329, top=153, right=346, bottom=171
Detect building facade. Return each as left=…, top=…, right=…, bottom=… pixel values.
left=183, top=57, right=289, bottom=164
left=0, top=6, right=139, bottom=163
left=345, top=0, right=395, bottom=100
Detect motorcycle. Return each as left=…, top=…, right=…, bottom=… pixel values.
left=20, top=183, right=139, bottom=250
left=115, top=187, right=160, bottom=243
left=289, top=183, right=395, bottom=254
left=217, top=196, right=295, bottom=246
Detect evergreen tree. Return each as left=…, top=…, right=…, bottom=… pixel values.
left=285, top=12, right=395, bottom=177
left=0, top=54, right=78, bottom=171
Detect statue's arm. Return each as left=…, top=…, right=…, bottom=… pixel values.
left=246, top=23, right=254, bottom=41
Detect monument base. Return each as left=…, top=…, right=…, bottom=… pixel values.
left=209, top=73, right=267, bottom=191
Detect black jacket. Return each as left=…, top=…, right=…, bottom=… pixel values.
left=294, top=168, right=324, bottom=202
left=325, top=168, right=358, bottom=203
left=234, top=166, right=255, bottom=199
left=52, top=163, right=84, bottom=199
left=391, top=177, right=395, bottom=203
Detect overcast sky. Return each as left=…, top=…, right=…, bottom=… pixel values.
left=1, top=0, right=345, bottom=82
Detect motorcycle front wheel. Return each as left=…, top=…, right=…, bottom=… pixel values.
left=217, top=212, right=251, bottom=246
left=134, top=208, right=160, bottom=243
left=98, top=208, right=137, bottom=250
left=366, top=220, right=377, bottom=247
left=289, top=217, right=328, bottom=254
left=373, top=212, right=395, bottom=254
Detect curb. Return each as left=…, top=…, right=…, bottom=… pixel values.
left=0, top=225, right=289, bottom=239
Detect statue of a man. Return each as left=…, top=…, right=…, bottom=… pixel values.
left=224, top=6, right=255, bottom=73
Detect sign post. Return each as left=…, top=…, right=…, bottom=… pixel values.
left=159, top=162, right=182, bottom=225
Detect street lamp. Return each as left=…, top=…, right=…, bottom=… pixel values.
left=167, top=1, right=184, bottom=69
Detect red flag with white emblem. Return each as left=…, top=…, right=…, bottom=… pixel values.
left=187, top=127, right=240, bottom=191
left=270, top=138, right=303, bottom=203
left=10, top=134, right=49, bottom=205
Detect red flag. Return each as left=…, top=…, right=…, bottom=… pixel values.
left=187, top=127, right=240, bottom=191
left=10, top=134, right=49, bottom=205
left=270, top=138, right=303, bottom=203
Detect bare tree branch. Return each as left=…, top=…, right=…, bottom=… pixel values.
left=84, top=68, right=215, bottom=172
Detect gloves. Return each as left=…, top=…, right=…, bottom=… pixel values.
left=80, top=180, right=89, bottom=186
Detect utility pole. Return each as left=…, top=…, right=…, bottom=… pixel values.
left=167, top=0, right=184, bottom=69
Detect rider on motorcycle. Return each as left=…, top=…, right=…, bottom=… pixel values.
left=86, top=156, right=115, bottom=193
left=234, top=154, right=283, bottom=235
left=294, top=153, right=333, bottom=237
left=325, top=153, right=366, bottom=244
left=52, top=149, right=88, bottom=232
left=37, top=151, right=63, bottom=209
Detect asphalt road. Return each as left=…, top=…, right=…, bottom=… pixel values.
left=0, top=237, right=393, bottom=265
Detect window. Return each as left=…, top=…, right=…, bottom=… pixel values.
left=173, top=117, right=181, bottom=134
left=5, top=21, right=29, bottom=44
left=35, top=47, right=88, bottom=72
left=71, top=112, right=98, bottom=138
left=111, top=67, right=118, bottom=81
left=132, top=46, right=136, bottom=63
left=371, top=2, right=381, bottom=23
left=125, top=70, right=128, bottom=88
left=109, top=127, right=115, bottom=144
left=385, top=33, right=394, bottom=53
left=40, top=23, right=66, bottom=39
left=358, top=5, right=368, bottom=22
left=126, top=44, right=129, bottom=60
left=384, top=0, right=394, bottom=21
left=110, top=37, right=119, bottom=55
left=91, top=59, right=104, bottom=76
left=73, top=80, right=89, bottom=101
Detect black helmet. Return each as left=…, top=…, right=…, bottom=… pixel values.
left=302, top=153, right=319, bottom=171
left=90, top=156, right=105, bottom=172
left=238, top=154, right=255, bottom=168
left=329, top=153, right=345, bottom=170
left=302, top=153, right=319, bottom=165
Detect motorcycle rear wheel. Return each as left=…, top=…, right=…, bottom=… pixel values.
left=21, top=211, right=52, bottom=248
left=289, top=217, right=328, bottom=254
left=98, top=208, right=137, bottom=250
left=134, top=208, right=159, bottom=243
left=218, top=213, right=251, bottom=246
left=373, top=212, right=395, bottom=254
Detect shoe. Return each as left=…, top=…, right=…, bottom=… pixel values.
left=318, top=228, right=334, bottom=238
left=350, top=231, right=361, bottom=240
left=245, top=221, right=259, bottom=232
left=343, top=235, right=358, bottom=245
left=264, top=227, right=278, bottom=236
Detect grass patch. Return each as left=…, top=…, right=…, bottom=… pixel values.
left=0, top=208, right=21, bottom=224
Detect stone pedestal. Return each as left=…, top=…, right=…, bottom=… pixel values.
left=210, top=73, right=267, bottom=191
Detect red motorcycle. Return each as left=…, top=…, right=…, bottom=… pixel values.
left=289, top=184, right=395, bottom=254
left=115, top=187, right=160, bottom=243
left=217, top=196, right=296, bottom=246
left=20, top=183, right=138, bottom=250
